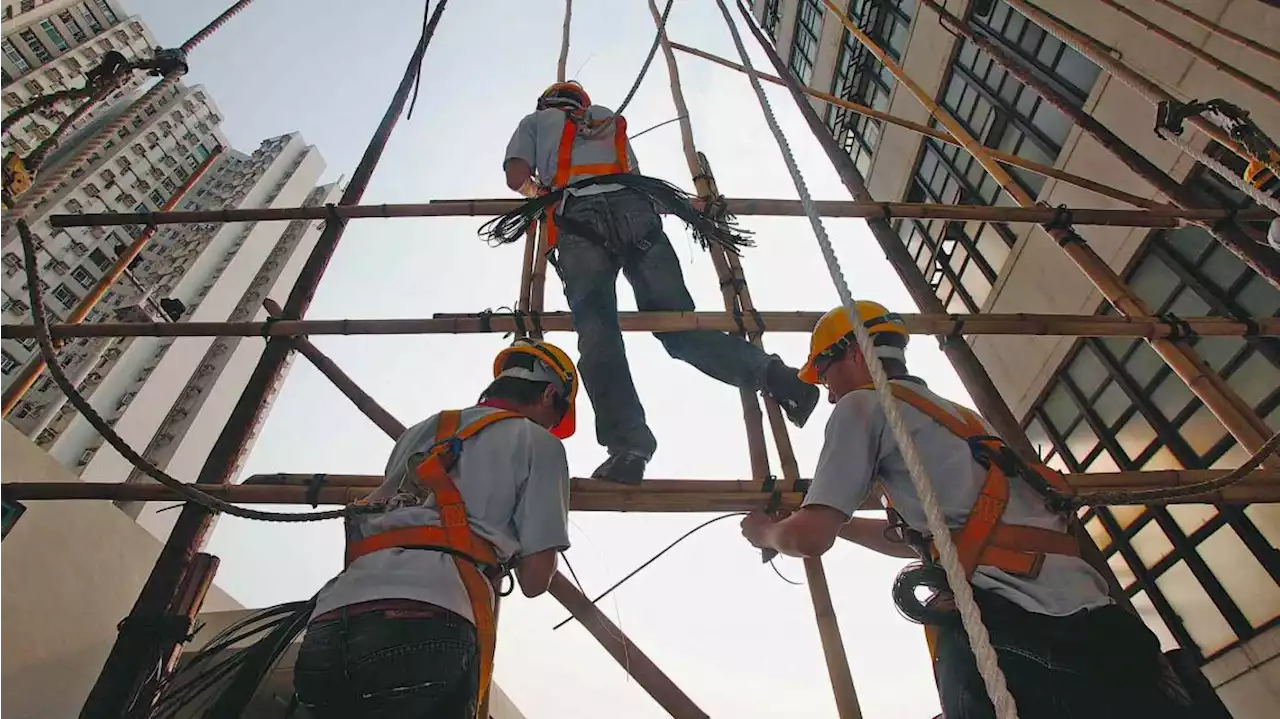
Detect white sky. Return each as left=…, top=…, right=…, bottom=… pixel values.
left=122, top=1, right=979, bottom=716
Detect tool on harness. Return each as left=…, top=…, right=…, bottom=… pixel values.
left=1156, top=98, right=1280, bottom=196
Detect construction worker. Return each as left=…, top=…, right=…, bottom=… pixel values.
left=490, top=81, right=818, bottom=485
left=740, top=302, right=1187, bottom=718
left=293, top=338, right=578, bottom=719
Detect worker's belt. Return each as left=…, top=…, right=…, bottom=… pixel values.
left=928, top=524, right=1080, bottom=579
left=553, top=192, right=658, bottom=259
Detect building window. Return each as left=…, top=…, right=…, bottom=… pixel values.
left=89, top=247, right=113, bottom=271
left=52, top=283, right=81, bottom=309
left=71, top=265, right=97, bottom=289
left=78, top=3, right=104, bottom=33
left=2, top=38, right=31, bottom=73
left=762, top=0, right=783, bottom=40
left=2, top=499, right=25, bottom=539
left=2, top=349, right=19, bottom=374
left=18, top=30, right=51, bottom=63
left=825, top=0, right=914, bottom=177
left=94, top=0, right=119, bottom=25
left=39, top=19, right=70, bottom=52
left=788, top=0, right=823, bottom=83
left=59, top=11, right=88, bottom=43
left=1025, top=173, right=1279, bottom=662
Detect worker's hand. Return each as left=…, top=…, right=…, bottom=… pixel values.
left=740, top=511, right=777, bottom=549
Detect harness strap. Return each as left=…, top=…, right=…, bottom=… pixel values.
left=546, top=114, right=630, bottom=250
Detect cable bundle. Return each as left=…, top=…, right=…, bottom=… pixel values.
left=477, top=173, right=754, bottom=255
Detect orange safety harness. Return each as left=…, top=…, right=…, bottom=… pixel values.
left=868, top=383, right=1080, bottom=579
left=543, top=113, right=630, bottom=250
left=344, top=409, right=524, bottom=713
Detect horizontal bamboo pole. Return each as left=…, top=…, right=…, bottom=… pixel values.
left=6, top=469, right=1276, bottom=510
left=4, top=311, right=1273, bottom=342
left=669, top=41, right=1165, bottom=211
left=45, top=199, right=1274, bottom=229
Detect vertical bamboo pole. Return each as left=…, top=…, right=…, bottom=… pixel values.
left=1144, top=0, right=1280, bottom=63
left=1093, top=0, right=1280, bottom=105
left=1001, top=0, right=1249, bottom=162
left=79, top=6, right=451, bottom=716
left=646, top=0, right=771, bottom=486
left=917, top=0, right=1280, bottom=290
left=2, top=147, right=224, bottom=417
left=823, top=0, right=1276, bottom=462
left=556, top=0, right=573, bottom=82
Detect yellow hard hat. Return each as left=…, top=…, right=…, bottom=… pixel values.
left=493, top=337, right=580, bottom=439
left=537, top=81, right=591, bottom=111
left=798, top=301, right=909, bottom=384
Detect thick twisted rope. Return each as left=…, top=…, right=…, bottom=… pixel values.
left=16, top=220, right=358, bottom=523
left=1156, top=127, right=1280, bottom=215
left=715, top=2, right=1018, bottom=716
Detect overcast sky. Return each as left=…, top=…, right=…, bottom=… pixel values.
left=120, top=1, right=975, bottom=716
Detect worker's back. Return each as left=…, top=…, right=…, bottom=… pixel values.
left=807, top=379, right=1112, bottom=616
left=505, top=105, right=640, bottom=193
left=311, top=406, right=571, bottom=622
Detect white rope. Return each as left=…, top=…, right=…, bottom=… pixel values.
left=1156, top=128, right=1280, bottom=216
left=712, top=2, right=1019, bottom=717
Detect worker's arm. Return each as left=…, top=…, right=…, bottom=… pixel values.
left=742, top=392, right=884, bottom=558
left=504, top=113, right=542, bottom=196
left=838, top=516, right=917, bottom=559
left=512, top=427, right=572, bottom=598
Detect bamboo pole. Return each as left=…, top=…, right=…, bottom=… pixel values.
left=824, top=0, right=1277, bottom=464
left=7, top=469, right=1276, bottom=510
left=556, top=0, right=572, bottom=82
left=1094, top=0, right=1280, bottom=106
left=668, top=41, right=1167, bottom=211
left=920, top=0, right=1280, bottom=290
left=46, top=199, right=1274, bottom=229
left=1, top=148, right=223, bottom=417
left=1002, top=0, right=1249, bottom=162
left=548, top=573, right=710, bottom=719
left=7, top=311, right=1274, bottom=342
left=1143, top=0, right=1280, bottom=63
left=79, top=6, right=453, bottom=716
left=647, top=0, right=772, bottom=487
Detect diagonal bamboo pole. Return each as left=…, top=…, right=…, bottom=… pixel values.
left=917, top=0, right=1280, bottom=290
left=1143, top=0, right=1280, bottom=63
left=824, top=0, right=1277, bottom=464
left=1001, top=0, right=1250, bottom=163
left=1094, top=0, right=1280, bottom=106
left=667, top=41, right=1166, bottom=211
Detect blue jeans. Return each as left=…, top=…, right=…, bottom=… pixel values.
left=554, top=189, right=773, bottom=457
left=293, top=603, right=479, bottom=719
left=933, top=591, right=1192, bottom=718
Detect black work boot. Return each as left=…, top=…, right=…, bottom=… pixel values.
left=592, top=452, right=648, bottom=486
left=763, top=358, right=820, bottom=428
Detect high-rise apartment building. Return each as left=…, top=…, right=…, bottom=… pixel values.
left=753, top=0, right=1279, bottom=712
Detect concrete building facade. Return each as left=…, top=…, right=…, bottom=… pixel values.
left=753, top=0, right=1279, bottom=713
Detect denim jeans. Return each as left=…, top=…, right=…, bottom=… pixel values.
left=553, top=189, right=773, bottom=457
left=933, top=590, right=1193, bottom=719
left=293, top=603, right=479, bottom=719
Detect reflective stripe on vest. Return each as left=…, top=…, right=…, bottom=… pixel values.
left=544, top=114, right=630, bottom=250
left=858, top=383, right=1078, bottom=579
left=344, top=408, right=524, bottom=711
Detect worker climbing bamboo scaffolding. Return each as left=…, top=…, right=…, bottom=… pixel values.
left=740, top=302, right=1194, bottom=718
left=483, top=81, right=819, bottom=485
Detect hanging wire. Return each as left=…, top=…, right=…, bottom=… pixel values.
left=615, top=0, right=674, bottom=116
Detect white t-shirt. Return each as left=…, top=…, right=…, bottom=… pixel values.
left=312, top=406, right=572, bottom=624
left=804, top=380, right=1112, bottom=617
left=503, top=105, right=641, bottom=198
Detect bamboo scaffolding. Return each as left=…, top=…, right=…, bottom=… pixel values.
left=668, top=41, right=1166, bottom=211
left=45, top=199, right=1273, bottom=229
left=7, top=311, right=1273, bottom=341
left=1094, top=0, right=1280, bottom=106
left=556, top=0, right=572, bottom=83
left=7, top=468, right=1277, bottom=509
left=733, top=0, right=1136, bottom=613
left=919, top=0, right=1280, bottom=290
left=823, top=0, right=1277, bottom=465
left=1142, top=0, right=1280, bottom=63
left=1, top=148, right=224, bottom=418
left=1002, top=0, right=1250, bottom=162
